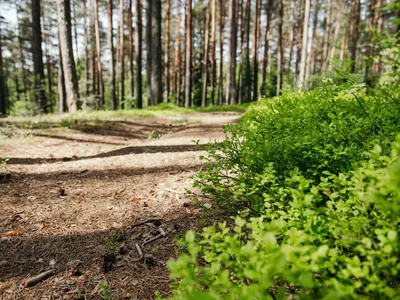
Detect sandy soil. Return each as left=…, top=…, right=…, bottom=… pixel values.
left=0, top=112, right=240, bottom=300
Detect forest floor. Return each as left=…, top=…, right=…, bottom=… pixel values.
left=0, top=111, right=241, bottom=300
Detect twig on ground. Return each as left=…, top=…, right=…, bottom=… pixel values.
left=25, top=269, right=55, bottom=287
left=126, top=218, right=161, bottom=229
left=128, top=243, right=144, bottom=262
left=143, top=228, right=166, bottom=246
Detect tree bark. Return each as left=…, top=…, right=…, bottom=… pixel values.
left=277, top=0, right=284, bottom=95
left=184, top=0, right=192, bottom=107
left=364, top=0, right=376, bottom=85
left=260, top=0, right=273, bottom=97
left=225, top=0, right=237, bottom=105
left=306, top=0, right=319, bottom=83
left=174, top=0, right=182, bottom=106
left=72, top=0, right=79, bottom=62
left=58, top=42, right=67, bottom=113
left=298, top=0, right=311, bottom=88
left=128, top=0, right=134, bottom=108
left=217, top=0, right=225, bottom=105
left=295, top=0, right=304, bottom=87
left=209, top=0, right=216, bottom=106
left=201, top=1, right=211, bottom=107
left=328, top=0, right=345, bottom=70
left=146, top=0, right=152, bottom=106
left=83, top=0, right=90, bottom=101
left=164, top=0, right=171, bottom=103
left=136, top=0, right=143, bottom=108
left=321, top=0, right=332, bottom=71
left=107, top=0, right=117, bottom=110
left=252, top=0, right=261, bottom=101
left=16, top=7, right=28, bottom=103
left=57, top=0, right=80, bottom=112
left=237, top=0, right=245, bottom=104
left=91, top=6, right=97, bottom=97
left=32, top=0, right=47, bottom=113
left=94, top=0, right=104, bottom=108
left=46, top=54, right=54, bottom=112
left=287, top=1, right=295, bottom=72
left=0, top=27, right=6, bottom=116
left=349, top=0, right=360, bottom=73
left=151, top=0, right=162, bottom=105
left=339, top=23, right=348, bottom=68
left=120, top=0, right=125, bottom=109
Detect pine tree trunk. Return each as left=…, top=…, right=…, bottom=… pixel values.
left=0, top=28, right=6, bottom=116
left=339, top=24, right=347, bottom=68
left=217, top=0, right=225, bottom=105
left=46, top=55, right=54, bottom=112
left=135, top=0, right=143, bottom=108
left=237, top=0, right=244, bottom=104
left=328, top=0, right=345, bottom=70
left=321, top=0, right=332, bottom=71
left=252, top=0, right=261, bottom=101
left=164, top=0, right=171, bottom=103
left=277, top=0, right=283, bottom=95
left=201, top=1, right=211, bottom=107
left=294, top=0, right=304, bottom=87
left=306, top=0, right=319, bottom=83
left=128, top=0, right=134, bottom=108
left=209, top=0, right=216, bottom=106
left=58, top=42, right=67, bottom=113
left=57, top=0, right=80, bottom=112
left=91, top=8, right=97, bottom=97
left=16, top=8, right=28, bottom=103
left=32, top=0, right=47, bottom=113
left=287, top=1, right=295, bottom=72
left=364, top=0, right=376, bottom=85
left=107, top=0, right=117, bottom=110
left=239, top=0, right=250, bottom=103
left=349, top=0, right=360, bottom=73
left=72, top=0, right=79, bottom=62
left=120, top=0, right=125, bottom=109
left=260, top=0, right=273, bottom=97
left=151, top=0, right=162, bottom=105
left=94, top=0, right=104, bottom=108
left=175, top=0, right=182, bottom=106
left=298, top=0, right=311, bottom=88
left=83, top=0, right=90, bottom=101
left=146, top=0, right=152, bottom=106
left=184, top=0, right=192, bottom=107
left=225, top=0, right=237, bottom=105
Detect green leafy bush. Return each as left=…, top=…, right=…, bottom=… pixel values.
left=167, top=136, right=400, bottom=299
left=166, top=83, right=400, bottom=299
left=195, top=85, right=400, bottom=213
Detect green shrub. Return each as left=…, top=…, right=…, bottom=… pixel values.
left=167, top=137, right=400, bottom=299
left=165, top=83, right=400, bottom=299
left=195, top=85, right=400, bottom=213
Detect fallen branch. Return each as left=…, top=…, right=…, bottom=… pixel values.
left=143, top=228, right=166, bottom=246
left=129, top=243, right=144, bottom=262
left=25, top=269, right=55, bottom=287
left=126, top=218, right=161, bottom=229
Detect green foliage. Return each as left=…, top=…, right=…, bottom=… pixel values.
left=166, top=82, right=400, bottom=299
left=104, top=230, right=121, bottom=254
left=194, top=84, right=400, bottom=213
left=99, top=281, right=112, bottom=300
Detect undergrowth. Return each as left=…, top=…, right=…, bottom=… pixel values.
left=165, top=81, right=400, bottom=299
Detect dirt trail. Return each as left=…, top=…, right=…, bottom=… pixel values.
left=0, top=112, right=240, bottom=299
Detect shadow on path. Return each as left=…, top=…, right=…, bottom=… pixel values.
left=7, top=144, right=206, bottom=165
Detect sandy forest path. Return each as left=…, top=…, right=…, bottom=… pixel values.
left=0, top=111, right=241, bottom=299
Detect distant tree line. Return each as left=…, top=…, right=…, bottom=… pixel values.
left=0, top=0, right=399, bottom=115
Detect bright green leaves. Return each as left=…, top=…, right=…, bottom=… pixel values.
left=166, top=85, right=400, bottom=299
